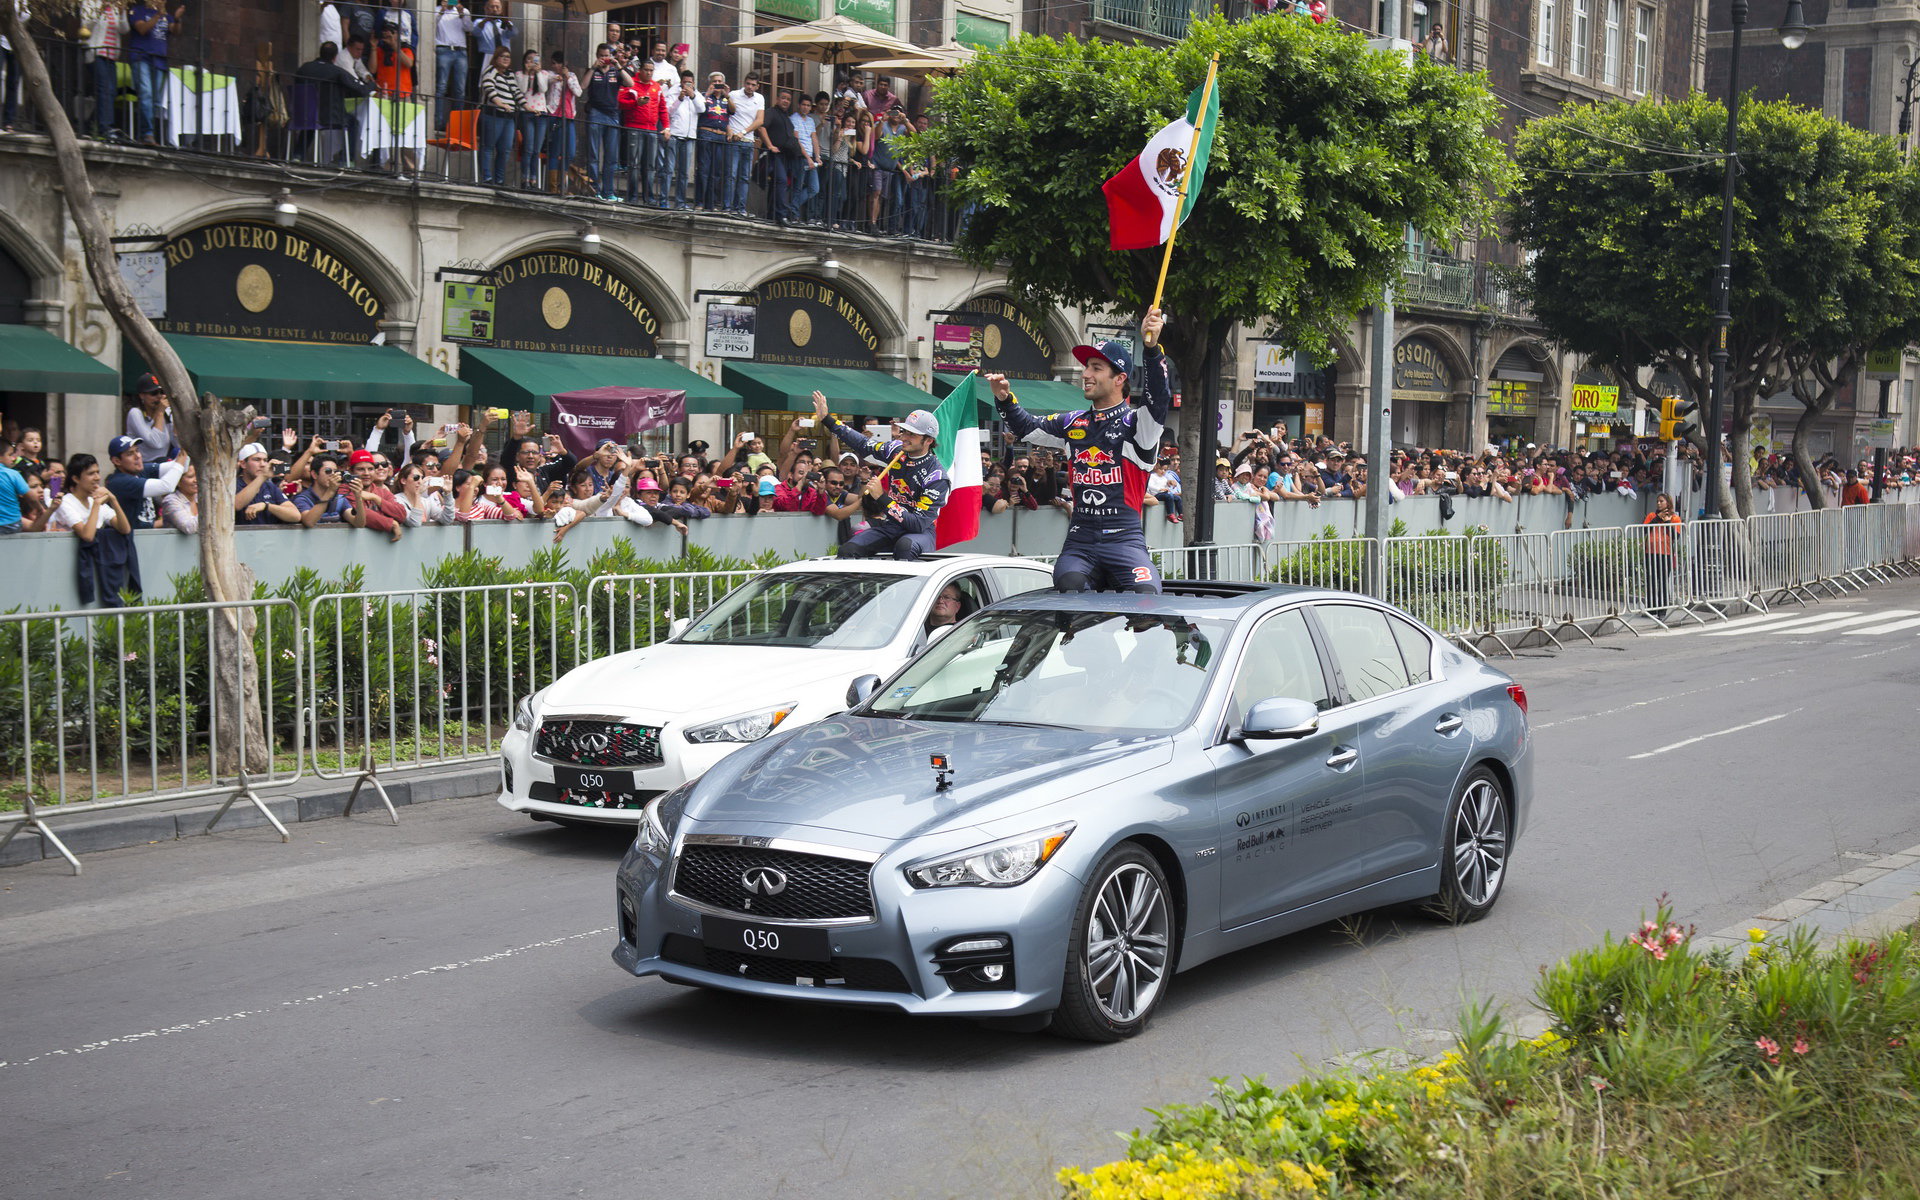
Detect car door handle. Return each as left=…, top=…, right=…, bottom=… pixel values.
left=1434, top=714, right=1464, bottom=735
left=1325, top=746, right=1358, bottom=769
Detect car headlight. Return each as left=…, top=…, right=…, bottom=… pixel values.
left=904, top=823, right=1076, bottom=889
left=635, top=781, right=694, bottom=855
left=682, top=702, right=798, bottom=745
left=512, top=693, right=540, bottom=733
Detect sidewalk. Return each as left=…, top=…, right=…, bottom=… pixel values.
left=1699, top=842, right=1920, bottom=950
left=0, top=764, right=501, bottom=869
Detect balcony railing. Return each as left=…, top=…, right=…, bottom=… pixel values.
left=1398, top=258, right=1535, bottom=320
left=1094, top=0, right=1197, bottom=40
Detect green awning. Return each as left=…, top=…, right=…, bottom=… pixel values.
left=125, top=333, right=470, bottom=405
left=933, top=371, right=1088, bottom=414
left=460, top=346, right=742, bottom=415
left=723, top=362, right=934, bottom=418
left=0, top=324, right=119, bottom=393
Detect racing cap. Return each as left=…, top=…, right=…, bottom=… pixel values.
left=1072, top=339, right=1136, bottom=381
left=634, top=476, right=662, bottom=491
left=107, top=435, right=141, bottom=458
left=348, top=449, right=376, bottom=465
left=895, top=409, right=939, bottom=439
left=133, top=372, right=165, bottom=394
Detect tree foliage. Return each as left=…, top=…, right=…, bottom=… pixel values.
left=913, top=13, right=1508, bottom=520
left=1508, top=94, right=1920, bottom=513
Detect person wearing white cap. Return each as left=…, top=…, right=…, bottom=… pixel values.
left=811, top=393, right=948, bottom=560
left=234, top=441, right=301, bottom=525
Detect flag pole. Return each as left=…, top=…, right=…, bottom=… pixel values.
left=1146, top=52, right=1220, bottom=346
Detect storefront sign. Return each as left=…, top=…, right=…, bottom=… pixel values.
left=1254, top=344, right=1296, bottom=384
left=1392, top=337, right=1453, bottom=403
left=156, top=220, right=383, bottom=343
left=934, top=295, right=1055, bottom=378
left=1303, top=402, right=1325, bottom=438
left=549, top=387, right=688, bottom=457
left=836, top=0, right=895, bottom=34
left=1856, top=417, right=1897, bottom=449
left=745, top=274, right=883, bottom=370
left=955, top=11, right=1010, bottom=49
left=1487, top=379, right=1532, bottom=416
left=705, top=303, right=756, bottom=360
left=484, top=251, right=660, bottom=357
left=118, top=251, right=167, bottom=320
left=758, top=0, right=820, bottom=21
left=1570, top=382, right=1619, bottom=415
left=1865, top=346, right=1903, bottom=380
left=442, top=282, right=496, bottom=344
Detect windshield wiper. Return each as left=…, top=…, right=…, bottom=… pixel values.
left=975, top=719, right=1075, bottom=730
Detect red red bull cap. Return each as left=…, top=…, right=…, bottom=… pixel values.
left=1071, top=338, right=1137, bottom=381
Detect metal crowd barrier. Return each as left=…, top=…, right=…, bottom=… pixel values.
left=580, top=570, right=763, bottom=659
left=1745, top=511, right=1823, bottom=606
left=0, top=599, right=303, bottom=873
left=1260, top=536, right=1377, bottom=595
left=1379, top=532, right=1488, bottom=647
left=1152, top=542, right=1271, bottom=582
left=304, top=582, right=580, bottom=817
left=1679, top=518, right=1764, bottom=620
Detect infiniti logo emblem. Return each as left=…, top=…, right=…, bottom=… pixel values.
left=575, top=732, right=611, bottom=754
left=741, top=866, right=789, bottom=896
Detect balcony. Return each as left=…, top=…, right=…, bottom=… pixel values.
left=1093, top=0, right=1197, bottom=41
left=1398, top=258, right=1534, bottom=320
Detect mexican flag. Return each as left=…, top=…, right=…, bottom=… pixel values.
left=1101, top=75, right=1221, bottom=251
left=932, top=374, right=985, bottom=549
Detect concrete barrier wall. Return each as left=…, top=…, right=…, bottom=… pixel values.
left=6, top=487, right=1906, bottom=612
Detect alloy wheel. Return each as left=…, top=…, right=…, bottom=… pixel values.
left=1084, top=863, right=1171, bottom=1024
left=1451, top=778, right=1509, bottom=908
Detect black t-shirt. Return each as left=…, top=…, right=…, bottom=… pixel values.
left=763, top=104, right=801, bottom=157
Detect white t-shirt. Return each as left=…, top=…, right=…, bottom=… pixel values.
left=1148, top=469, right=1180, bottom=496
left=727, top=88, right=764, bottom=138
left=650, top=58, right=677, bottom=86
left=48, top=492, right=96, bottom=533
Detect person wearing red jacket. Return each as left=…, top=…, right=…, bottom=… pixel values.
left=617, top=75, right=668, bottom=207
left=345, top=449, right=411, bottom=541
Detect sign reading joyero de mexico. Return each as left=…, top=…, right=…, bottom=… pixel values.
left=157, top=220, right=384, bottom=343
left=483, top=251, right=662, bottom=357
left=741, top=275, right=884, bottom=370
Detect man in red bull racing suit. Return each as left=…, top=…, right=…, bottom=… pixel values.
left=811, top=392, right=949, bottom=560
left=988, top=307, right=1168, bottom=592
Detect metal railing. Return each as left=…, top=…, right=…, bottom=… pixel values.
left=0, top=598, right=303, bottom=872
left=7, top=506, right=1920, bottom=871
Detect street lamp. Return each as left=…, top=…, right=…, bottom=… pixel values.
left=1708, top=0, right=1807, bottom=518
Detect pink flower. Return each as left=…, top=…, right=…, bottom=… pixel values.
left=1791, top=1037, right=1810, bottom=1056
left=1590, top=1077, right=1608, bottom=1092
left=1755, top=1037, right=1781, bottom=1064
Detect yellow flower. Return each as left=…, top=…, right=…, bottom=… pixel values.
left=1747, top=927, right=1768, bottom=942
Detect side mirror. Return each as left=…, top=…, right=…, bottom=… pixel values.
left=846, top=674, right=881, bottom=708
left=1239, top=696, right=1320, bottom=741
left=667, top=617, right=691, bottom=639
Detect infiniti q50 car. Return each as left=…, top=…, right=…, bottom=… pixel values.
left=612, top=582, right=1530, bottom=1041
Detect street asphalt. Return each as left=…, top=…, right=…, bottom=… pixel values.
left=5, top=578, right=1920, bottom=1200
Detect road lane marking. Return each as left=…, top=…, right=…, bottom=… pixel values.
left=1840, top=615, right=1920, bottom=636
left=1731, top=610, right=1920, bottom=636
left=0, top=926, right=613, bottom=1072
left=1642, top=610, right=1862, bottom=638
left=1626, top=709, right=1801, bottom=761
left=1530, top=671, right=1796, bottom=731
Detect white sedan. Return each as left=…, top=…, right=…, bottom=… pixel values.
left=497, top=555, right=1057, bottom=827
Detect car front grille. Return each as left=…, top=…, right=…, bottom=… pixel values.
left=672, top=844, right=875, bottom=921
left=535, top=719, right=662, bottom=767
left=660, top=934, right=913, bottom=994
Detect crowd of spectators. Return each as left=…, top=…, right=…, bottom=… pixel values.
left=7, top=6, right=958, bottom=240
left=7, top=380, right=1920, bottom=607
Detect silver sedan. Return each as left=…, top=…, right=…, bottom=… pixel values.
left=613, top=582, right=1530, bottom=1040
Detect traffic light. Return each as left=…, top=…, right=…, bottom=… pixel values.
left=1659, top=397, right=1700, bottom=442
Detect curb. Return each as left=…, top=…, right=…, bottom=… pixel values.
left=1, top=764, right=502, bottom=868
left=1699, top=843, right=1920, bottom=950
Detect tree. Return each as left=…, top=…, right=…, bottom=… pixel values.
left=3, top=4, right=268, bottom=772
left=1507, top=93, right=1920, bottom=514
left=912, top=14, right=1508, bottom=540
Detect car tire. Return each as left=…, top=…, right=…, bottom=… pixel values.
left=1424, top=765, right=1511, bottom=925
left=1051, top=843, right=1175, bottom=1043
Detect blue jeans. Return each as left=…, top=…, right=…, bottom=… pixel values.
left=768, top=152, right=798, bottom=221
left=664, top=137, right=694, bottom=206
left=725, top=140, right=754, bottom=212
left=518, top=113, right=548, bottom=185
left=478, top=109, right=515, bottom=183
left=434, top=46, right=466, bottom=131
left=696, top=134, right=727, bottom=208
left=545, top=115, right=575, bottom=179
left=622, top=128, right=651, bottom=201
left=91, top=55, right=119, bottom=136
left=130, top=56, right=165, bottom=142
left=587, top=115, right=621, bottom=196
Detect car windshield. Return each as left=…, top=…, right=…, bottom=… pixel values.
left=677, top=571, right=922, bottom=650
left=863, top=609, right=1227, bottom=735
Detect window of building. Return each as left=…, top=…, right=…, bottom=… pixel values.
left=1571, top=0, right=1591, bottom=75
left=1538, top=0, right=1557, bottom=66
left=1603, top=0, right=1623, bottom=86
left=749, top=20, right=806, bottom=98
left=1632, top=5, right=1653, bottom=94
left=604, top=3, right=668, bottom=55
left=1411, top=0, right=1431, bottom=41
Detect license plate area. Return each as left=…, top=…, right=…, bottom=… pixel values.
left=702, top=914, right=832, bottom=962
left=552, top=766, right=635, bottom=793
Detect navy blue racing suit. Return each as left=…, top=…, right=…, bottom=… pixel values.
left=999, top=347, right=1172, bottom=592
left=822, top=416, right=950, bottom=560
